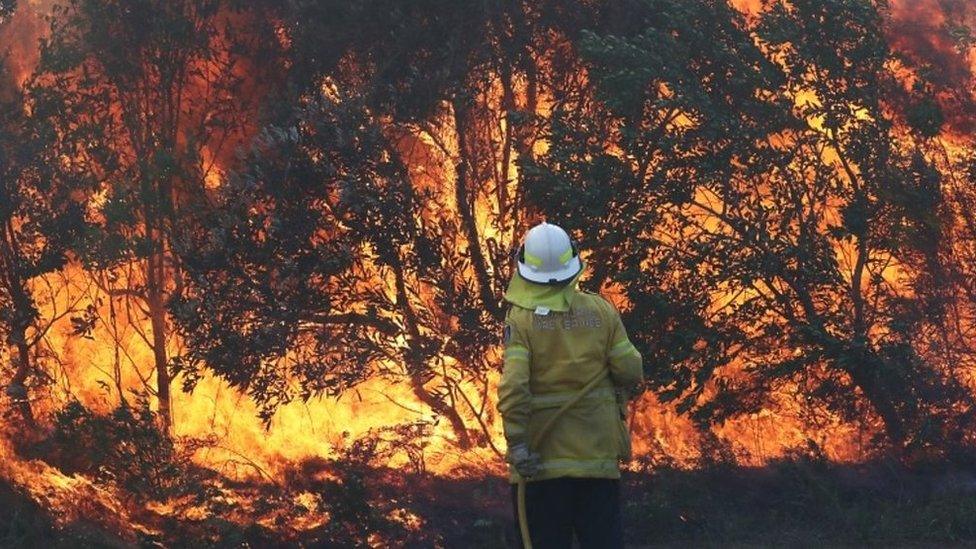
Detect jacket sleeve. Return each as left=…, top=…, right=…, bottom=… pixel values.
left=497, top=310, right=532, bottom=448
left=606, top=304, right=643, bottom=391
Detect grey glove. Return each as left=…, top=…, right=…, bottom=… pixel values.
left=507, top=442, right=541, bottom=478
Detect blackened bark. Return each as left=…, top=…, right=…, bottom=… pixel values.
left=392, top=250, right=473, bottom=449
left=453, top=98, right=502, bottom=321
left=146, top=249, right=172, bottom=432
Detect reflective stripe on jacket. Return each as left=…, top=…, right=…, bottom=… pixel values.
left=498, top=271, right=643, bottom=483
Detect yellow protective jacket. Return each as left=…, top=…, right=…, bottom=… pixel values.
left=497, top=265, right=644, bottom=483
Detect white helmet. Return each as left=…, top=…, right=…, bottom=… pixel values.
left=516, top=222, right=582, bottom=284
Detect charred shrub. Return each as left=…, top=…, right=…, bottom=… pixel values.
left=287, top=422, right=437, bottom=547
left=43, top=393, right=197, bottom=499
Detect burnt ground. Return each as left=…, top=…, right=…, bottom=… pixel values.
left=0, top=479, right=60, bottom=547
left=5, top=456, right=976, bottom=547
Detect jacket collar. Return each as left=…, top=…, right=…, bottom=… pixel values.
left=503, top=261, right=586, bottom=313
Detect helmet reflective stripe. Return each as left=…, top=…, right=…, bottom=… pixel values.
left=522, top=251, right=544, bottom=268
left=517, top=222, right=583, bottom=285
left=558, top=246, right=574, bottom=264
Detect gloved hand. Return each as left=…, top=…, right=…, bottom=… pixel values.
left=507, top=442, right=541, bottom=478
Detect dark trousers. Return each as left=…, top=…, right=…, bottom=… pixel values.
left=510, top=477, right=623, bottom=549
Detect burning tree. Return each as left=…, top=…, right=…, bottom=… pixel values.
left=169, top=97, right=406, bottom=424
left=29, top=0, right=277, bottom=429
left=519, top=0, right=789, bottom=429
left=528, top=0, right=976, bottom=454
left=748, top=0, right=976, bottom=452
left=171, top=0, right=559, bottom=451
left=0, top=58, right=92, bottom=426
left=168, top=0, right=976, bottom=457
left=1, top=0, right=972, bottom=480
left=4, top=0, right=976, bottom=545
left=170, top=0, right=673, bottom=451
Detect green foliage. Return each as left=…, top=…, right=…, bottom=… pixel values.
left=906, top=96, right=945, bottom=138
left=0, top=65, right=89, bottom=326
left=520, top=0, right=795, bottom=428
left=286, top=0, right=493, bottom=121
left=523, top=0, right=786, bottom=423
left=308, top=442, right=403, bottom=546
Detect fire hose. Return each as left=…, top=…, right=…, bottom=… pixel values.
left=516, top=369, right=610, bottom=549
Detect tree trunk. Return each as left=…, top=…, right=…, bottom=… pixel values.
left=845, top=354, right=906, bottom=450
left=786, top=269, right=909, bottom=451
left=146, top=251, right=172, bottom=432
left=453, top=98, right=502, bottom=321
left=2, top=268, right=35, bottom=426
left=0, top=228, right=34, bottom=426
left=409, top=374, right=473, bottom=450
left=391, top=251, right=473, bottom=449
left=7, top=332, right=35, bottom=427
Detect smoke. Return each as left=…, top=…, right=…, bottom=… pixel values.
left=888, top=0, right=976, bottom=134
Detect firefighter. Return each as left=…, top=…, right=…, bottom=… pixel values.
left=498, top=221, right=644, bottom=549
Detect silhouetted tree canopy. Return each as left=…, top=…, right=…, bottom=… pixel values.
left=168, top=0, right=976, bottom=455
left=0, top=58, right=93, bottom=424
left=2, top=0, right=974, bottom=458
